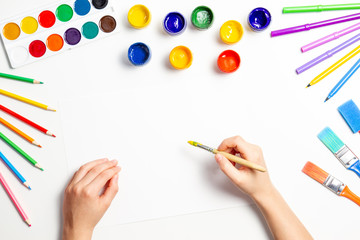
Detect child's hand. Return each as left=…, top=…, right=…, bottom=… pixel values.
left=215, top=136, right=274, bottom=200
left=62, top=158, right=121, bottom=240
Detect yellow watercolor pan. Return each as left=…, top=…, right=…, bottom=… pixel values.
left=128, top=4, right=151, bottom=29
left=169, top=46, right=193, bottom=70
left=220, top=20, right=243, bottom=44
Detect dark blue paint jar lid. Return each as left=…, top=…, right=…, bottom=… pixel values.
left=163, top=12, right=187, bottom=35
left=128, top=42, right=151, bottom=66
left=248, top=7, right=271, bottom=31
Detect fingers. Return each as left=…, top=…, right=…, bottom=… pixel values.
left=70, top=158, right=108, bottom=186
left=215, top=154, right=242, bottom=185
left=88, top=166, right=121, bottom=192
left=218, top=136, right=261, bottom=160
left=78, top=160, right=119, bottom=187
left=101, top=174, right=119, bottom=205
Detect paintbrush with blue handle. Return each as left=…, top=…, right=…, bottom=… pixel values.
left=318, top=127, right=360, bottom=177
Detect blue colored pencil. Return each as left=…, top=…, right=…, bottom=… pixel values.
left=0, top=151, right=31, bottom=190
left=325, top=57, right=360, bottom=102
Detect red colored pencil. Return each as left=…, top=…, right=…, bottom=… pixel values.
left=0, top=104, right=55, bottom=137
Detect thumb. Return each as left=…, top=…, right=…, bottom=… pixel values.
left=101, top=174, right=119, bottom=206
left=215, top=154, right=241, bottom=184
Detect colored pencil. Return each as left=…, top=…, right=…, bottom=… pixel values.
left=303, top=161, right=360, bottom=206
left=0, top=72, right=42, bottom=84
left=301, top=22, right=360, bottom=52
left=0, top=117, right=41, bottom=147
left=325, top=58, right=360, bottom=102
left=306, top=44, right=360, bottom=87
left=0, top=104, right=55, bottom=137
left=0, top=171, right=31, bottom=226
left=271, top=12, right=360, bottom=37
left=0, top=151, right=31, bottom=189
left=297, top=33, right=360, bottom=74
left=0, top=131, right=43, bottom=171
left=0, top=88, right=55, bottom=111
left=283, top=3, right=360, bottom=14
left=187, top=141, right=266, bottom=172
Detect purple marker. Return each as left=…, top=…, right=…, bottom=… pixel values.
left=271, top=12, right=360, bottom=37
left=302, top=22, right=360, bottom=52
left=296, top=33, right=360, bottom=74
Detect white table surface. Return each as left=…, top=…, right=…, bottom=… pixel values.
left=1, top=0, right=360, bottom=239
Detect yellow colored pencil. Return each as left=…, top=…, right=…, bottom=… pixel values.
left=0, top=89, right=55, bottom=111
left=0, top=117, right=41, bottom=147
left=188, top=141, right=267, bottom=172
left=307, top=44, right=360, bottom=87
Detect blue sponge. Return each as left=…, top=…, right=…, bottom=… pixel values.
left=338, top=99, right=360, bottom=133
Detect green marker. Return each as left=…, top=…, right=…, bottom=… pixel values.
left=0, top=132, right=43, bottom=171
left=0, top=72, right=43, bottom=84
left=283, top=3, right=360, bottom=13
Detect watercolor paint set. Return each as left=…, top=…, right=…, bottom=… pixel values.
left=0, top=0, right=118, bottom=68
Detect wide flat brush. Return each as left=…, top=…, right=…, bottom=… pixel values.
left=318, top=127, right=360, bottom=178
left=187, top=141, right=266, bottom=172
left=302, top=161, right=360, bottom=206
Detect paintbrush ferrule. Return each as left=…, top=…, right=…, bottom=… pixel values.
left=324, top=175, right=346, bottom=195
left=196, top=143, right=215, bottom=153
left=335, top=145, right=359, bottom=168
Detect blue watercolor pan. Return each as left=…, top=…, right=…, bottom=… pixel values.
left=128, top=42, right=151, bottom=66
left=163, top=12, right=186, bottom=35
left=248, top=7, right=271, bottom=31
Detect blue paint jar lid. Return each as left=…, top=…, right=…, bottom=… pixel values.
left=248, top=7, right=271, bottom=31
left=128, top=42, right=151, bottom=66
left=163, top=12, right=187, bottom=35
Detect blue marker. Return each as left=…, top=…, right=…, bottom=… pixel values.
left=325, top=57, right=360, bottom=102
left=0, top=151, right=31, bottom=190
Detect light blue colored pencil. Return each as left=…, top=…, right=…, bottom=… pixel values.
left=325, top=57, right=360, bottom=102
left=0, top=151, right=31, bottom=190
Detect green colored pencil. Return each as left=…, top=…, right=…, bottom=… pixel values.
left=283, top=3, right=360, bottom=13
left=0, top=72, right=43, bottom=84
left=0, top=131, right=43, bottom=171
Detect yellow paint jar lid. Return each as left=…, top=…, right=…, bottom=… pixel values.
left=169, top=46, right=193, bottom=70
left=220, top=20, right=243, bottom=44
left=128, top=4, right=151, bottom=29
left=21, top=16, right=38, bottom=34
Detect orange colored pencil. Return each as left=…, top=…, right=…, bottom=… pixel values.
left=0, top=117, right=41, bottom=147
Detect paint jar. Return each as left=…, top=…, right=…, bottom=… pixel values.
left=220, top=20, right=243, bottom=44
left=128, top=42, right=151, bottom=66
left=163, top=12, right=187, bottom=35
left=217, top=50, right=240, bottom=73
left=169, top=46, right=192, bottom=69
left=128, top=4, right=151, bottom=29
left=191, top=6, right=214, bottom=30
left=248, top=7, right=271, bottom=31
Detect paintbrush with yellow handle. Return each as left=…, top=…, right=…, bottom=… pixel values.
left=188, top=141, right=266, bottom=172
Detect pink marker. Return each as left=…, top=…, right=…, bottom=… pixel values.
left=0, top=172, right=31, bottom=226
left=302, top=22, right=360, bottom=52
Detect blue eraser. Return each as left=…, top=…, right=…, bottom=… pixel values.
left=338, top=99, right=360, bottom=133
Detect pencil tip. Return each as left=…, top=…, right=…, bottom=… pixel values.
left=40, top=81, right=44, bottom=84
left=324, top=97, right=329, bottom=103
left=47, top=107, right=56, bottom=112
left=28, top=186, right=31, bottom=190
left=25, top=219, right=31, bottom=226
left=52, top=134, right=56, bottom=137
left=40, top=168, right=44, bottom=171
left=306, top=84, right=311, bottom=88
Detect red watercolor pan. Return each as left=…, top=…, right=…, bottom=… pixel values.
left=38, top=10, right=56, bottom=28
left=217, top=50, right=241, bottom=73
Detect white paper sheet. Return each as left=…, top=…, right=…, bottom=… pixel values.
left=59, top=83, right=264, bottom=226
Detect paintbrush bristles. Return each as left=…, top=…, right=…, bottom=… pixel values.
left=302, top=161, right=329, bottom=184
left=318, top=127, right=344, bottom=153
